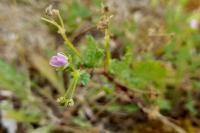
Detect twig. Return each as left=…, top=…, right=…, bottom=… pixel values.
left=137, top=103, right=187, bottom=133
left=98, top=70, right=187, bottom=133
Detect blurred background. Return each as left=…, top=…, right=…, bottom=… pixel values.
left=0, top=0, right=199, bottom=133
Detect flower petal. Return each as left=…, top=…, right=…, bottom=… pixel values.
left=49, top=53, right=69, bottom=68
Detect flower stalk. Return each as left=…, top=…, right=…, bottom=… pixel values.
left=97, top=12, right=113, bottom=70
left=56, top=68, right=80, bottom=107
left=41, top=10, right=81, bottom=57
left=49, top=51, right=80, bottom=106
left=69, top=70, right=80, bottom=99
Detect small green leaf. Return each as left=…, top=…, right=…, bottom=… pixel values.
left=79, top=71, right=90, bottom=86
left=82, top=36, right=104, bottom=67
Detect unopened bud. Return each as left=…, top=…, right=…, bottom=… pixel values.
left=66, top=99, right=74, bottom=107
left=56, top=96, right=66, bottom=106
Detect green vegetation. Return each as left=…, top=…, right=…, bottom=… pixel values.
left=0, top=0, right=199, bottom=132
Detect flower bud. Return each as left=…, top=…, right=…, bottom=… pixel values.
left=66, top=99, right=74, bottom=107
left=56, top=96, right=66, bottom=106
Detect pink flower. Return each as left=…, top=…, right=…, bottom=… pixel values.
left=49, top=53, right=68, bottom=68
left=190, top=19, right=198, bottom=29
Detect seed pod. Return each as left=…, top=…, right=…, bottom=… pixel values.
left=97, top=15, right=113, bottom=32
left=45, top=5, right=59, bottom=17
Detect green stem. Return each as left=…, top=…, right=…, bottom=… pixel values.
left=60, top=33, right=81, bottom=57
left=69, top=74, right=79, bottom=99
left=64, top=70, right=80, bottom=99
left=42, top=17, right=81, bottom=58
left=70, top=64, right=76, bottom=72
left=57, top=11, right=65, bottom=28
left=41, top=17, right=61, bottom=29
left=64, top=77, right=75, bottom=98
left=104, top=29, right=110, bottom=69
